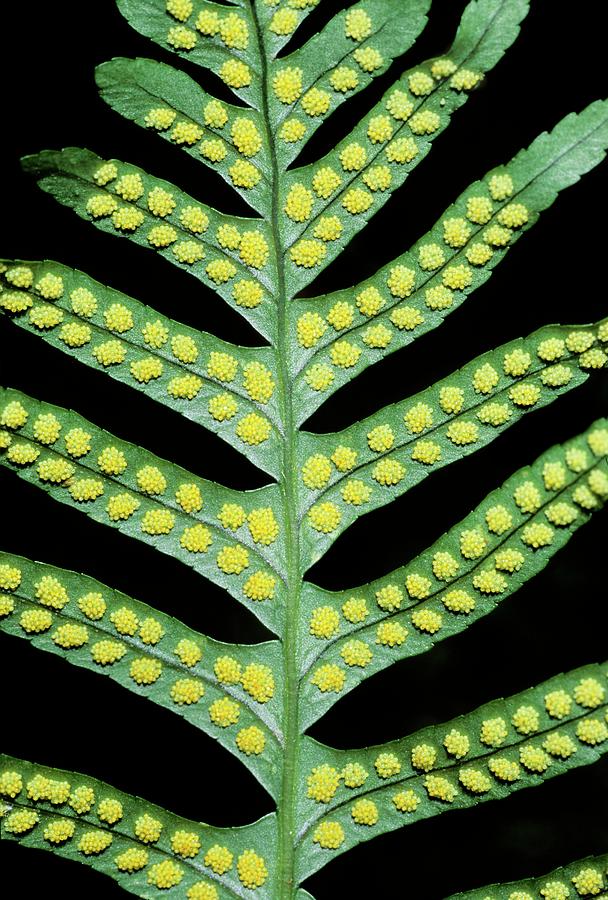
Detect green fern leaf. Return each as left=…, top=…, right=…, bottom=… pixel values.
left=447, top=852, right=608, bottom=898
left=1, top=0, right=607, bottom=896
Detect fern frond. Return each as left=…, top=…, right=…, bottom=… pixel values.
left=283, top=0, right=531, bottom=291
left=448, top=852, right=608, bottom=898
left=0, top=752, right=276, bottom=897
left=292, top=101, right=608, bottom=414
left=299, top=418, right=608, bottom=728
left=0, top=551, right=283, bottom=796
left=21, top=148, right=276, bottom=341
left=297, top=321, right=607, bottom=566
left=96, top=57, right=272, bottom=214
left=0, top=259, right=282, bottom=478
left=0, top=387, right=286, bottom=634
left=295, top=661, right=608, bottom=880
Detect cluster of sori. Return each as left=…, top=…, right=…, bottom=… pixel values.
left=299, top=334, right=608, bottom=538
left=0, top=395, right=281, bottom=605
left=0, top=262, right=277, bottom=443
left=304, top=667, right=608, bottom=855
left=303, top=424, right=608, bottom=695
left=296, top=172, right=530, bottom=383
left=144, top=89, right=267, bottom=194
left=82, top=160, right=271, bottom=280
left=458, top=856, right=608, bottom=900
left=279, top=42, right=483, bottom=271
left=0, top=765, right=269, bottom=892
left=0, top=559, right=278, bottom=760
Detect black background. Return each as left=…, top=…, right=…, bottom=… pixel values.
left=1, top=1, right=607, bottom=897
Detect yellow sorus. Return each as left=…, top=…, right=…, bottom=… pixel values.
left=513, top=481, right=542, bottom=513
left=573, top=677, right=605, bottom=708
left=32, top=413, right=60, bottom=445
left=451, top=68, right=483, bottom=90
left=285, top=184, right=314, bottom=222
left=218, top=503, right=246, bottom=530
left=302, top=88, right=331, bottom=117
left=78, top=831, right=113, bottom=855
left=480, top=717, right=508, bottom=747
left=521, top=522, right=553, bottom=548
left=368, top=424, right=394, bottom=452
left=404, top=402, right=433, bottom=434
left=168, top=374, right=203, bottom=399
left=472, top=569, right=507, bottom=593
left=494, top=548, right=525, bottom=572
left=243, top=362, right=275, bottom=403
left=148, top=861, right=184, bottom=889
left=432, top=551, right=459, bottom=580
left=247, top=507, right=279, bottom=545
left=447, top=421, right=479, bottom=445
left=519, top=745, right=551, bottom=773
left=195, top=9, right=219, bottom=35
left=330, top=340, right=361, bottom=369
left=78, top=592, right=106, bottom=620
left=375, top=584, right=403, bottom=611
left=411, top=608, right=442, bottom=634
left=136, top=465, right=167, bottom=495
left=409, top=110, right=441, bottom=134
left=243, top=571, right=276, bottom=601
left=342, top=762, right=368, bottom=788
left=566, top=330, right=595, bottom=353
left=330, top=445, right=356, bottom=472
left=425, top=285, right=453, bottom=310
left=437, top=385, right=464, bottom=415
left=5, top=810, right=39, bottom=834
left=29, top=304, right=63, bottom=329
left=443, top=217, right=471, bottom=248
left=236, top=413, right=271, bottom=445
left=363, top=324, right=392, bottom=348
left=167, top=25, right=197, bottom=50
left=408, top=70, right=434, bottom=95
left=411, top=743, right=437, bottom=772
left=93, top=162, right=118, bottom=185
left=174, top=638, right=202, bottom=667
left=216, top=544, right=249, bottom=574
left=92, top=339, right=127, bottom=366
left=59, top=322, right=91, bottom=347
left=214, top=655, right=242, bottom=684
left=273, top=66, right=303, bottom=104
left=171, top=830, right=201, bottom=858
left=363, top=165, right=392, bottom=192
left=241, top=663, right=274, bottom=703
left=172, top=236, right=203, bottom=262
left=310, top=606, right=340, bottom=638
left=341, top=478, right=371, bottom=504
left=353, top=47, right=383, bottom=72
left=69, top=785, right=95, bottom=814
left=147, top=224, right=178, bottom=247
left=106, top=493, right=140, bottom=521
left=374, top=752, right=401, bottom=778
left=279, top=118, right=307, bottom=142
left=543, top=461, right=566, bottom=490
left=44, top=820, right=76, bottom=844
left=511, top=705, right=540, bottom=735
left=442, top=264, right=473, bottom=290
left=487, top=757, right=520, bottom=782
left=392, top=790, right=419, bottom=813
left=484, top=223, right=512, bottom=246
left=37, top=457, right=75, bottom=483
left=571, top=868, right=605, bottom=897
left=290, top=239, right=327, bottom=268
left=345, top=7, right=372, bottom=40
left=218, top=13, right=249, bottom=50
left=356, top=286, right=384, bottom=317
left=342, top=596, right=368, bottom=623
left=386, top=88, right=414, bottom=120
left=342, top=187, right=373, bottom=215
left=372, top=457, right=406, bottom=486
left=175, top=483, right=203, bottom=513
left=588, top=428, right=608, bottom=455
left=576, top=718, right=608, bottom=745
left=541, top=364, right=572, bottom=387
left=0, top=595, right=15, bottom=616
left=97, top=798, right=124, bottom=824
left=340, top=639, right=372, bottom=667
left=139, top=617, right=164, bottom=645
left=313, top=821, right=345, bottom=850
left=130, top=657, right=163, bottom=685
left=236, top=726, right=266, bottom=756
left=312, top=167, right=342, bottom=199
left=509, top=382, right=541, bottom=407
left=134, top=813, right=163, bottom=843
left=443, top=729, right=470, bottom=758
left=579, top=347, right=607, bottom=369
left=460, top=529, right=487, bottom=559
left=418, top=243, right=445, bottom=270
left=307, top=764, right=341, bottom=803
left=239, top=231, right=269, bottom=268
left=141, top=320, right=168, bottom=349
left=351, top=799, right=379, bottom=825
left=466, top=195, right=493, bottom=224
left=114, top=173, right=144, bottom=202
left=52, top=623, right=89, bottom=648
left=86, top=194, right=118, bottom=217
left=204, top=845, right=233, bottom=875
left=233, top=279, right=264, bottom=308
left=110, top=607, right=139, bottom=636
left=112, top=206, right=145, bottom=231
left=20, top=609, right=53, bottom=633
left=5, top=442, right=39, bottom=465
left=144, top=107, right=176, bottom=129
left=5, top=265, right=34, bottom=288
left=231, top=118, right=262, bottom=158
left=34, top=575, right=68, bottom=610
left=376, top=620, right=408, bottom=647
left=35, top=272, right=64, bottom=299
left=220, top=60, right=252, bottom=89
left=68, top=478, right=103, bottom=503
left=390, top=306, right=424, bottom=330
left=270, top=8, right=298, bottom=34
left=340, top=142, right=367, bottom=171
left=488, top=173, right=514, bottom=200
left=387, top=265, right=415, bottom=298
left=368, top=114, right=394, bottom=144
left=539, top=881, right=570, bottom=900
left=140, top=509, right=176, bottom=535
left=472, top=363, right=500, bottom=394
left=237, top=850, right=268, bottom=889
left=310, top=663, right=345, bottom=692
left=115, top=847, right=149, bottom=872
left=459, top=767, right=492, bottom=793
left=308, top=501, right=341, bottom=533
left=209, top=697, right=240, bottom=727
left=498, top=202, right=529, bottom=228
left=478, top=402, right=510, bottom=426
left=545, top=501, right=578, bottom=526
left=466, top=242, right=493, bottom=266
left=424, top=775, right=457, bottom=803
left=330, top=66, right=359, bottom=93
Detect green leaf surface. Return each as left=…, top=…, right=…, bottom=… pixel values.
left=0, top=551, right=283, bottom=798
left=0, top=753, right=277, bottom=898
left=22, top=148, right=276, bottom=342
left=295, top=661, right=608, bottom=881
left=298, top=418, right=608, bottom=729
left=0, top=387, right=286, bottom=636
left=0, top=258, right=283, bottom=479
left=96, top=57, right=272, bottom=215
left=292, top=100, right=608, bottom=415
left=297, top=320, right=607, bottom=569
left=447, top=852, right=608, bottom=898
left=281, top=0, right=531, bottom=294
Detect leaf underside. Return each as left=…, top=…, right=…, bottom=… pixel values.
left=1, top=0, right=608, bottom=897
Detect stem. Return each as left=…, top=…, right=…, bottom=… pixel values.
left=249, top=6, right=301, bottom=897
